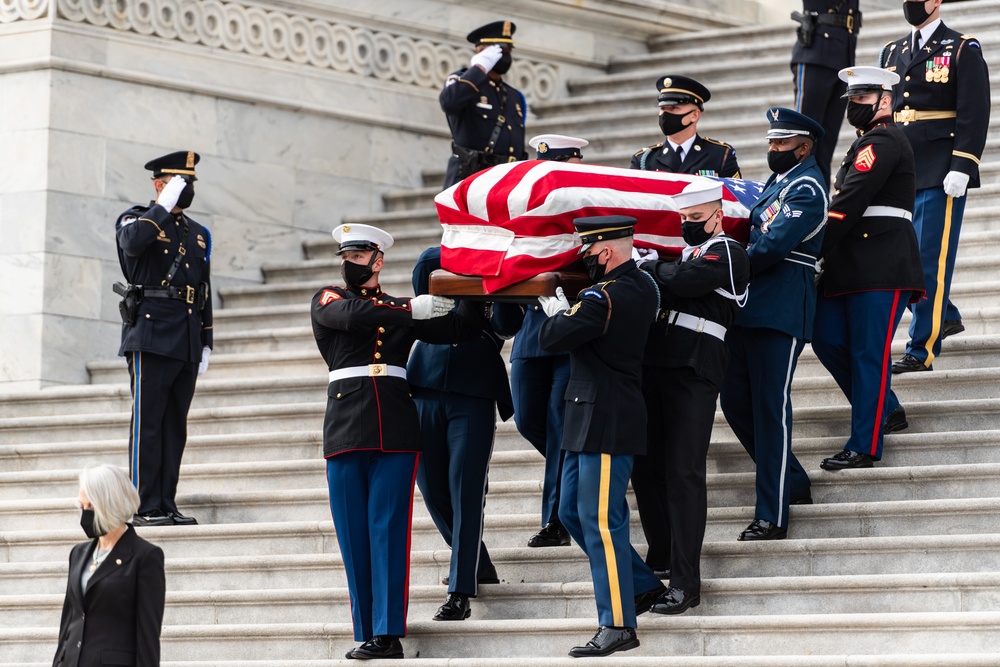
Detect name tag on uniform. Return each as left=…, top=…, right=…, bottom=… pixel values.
left=477, top=96, right=493, bottom=110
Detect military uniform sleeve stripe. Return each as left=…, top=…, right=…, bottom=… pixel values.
left=828, top=211, right=846, bottom=221
left=952, top=150, right=980, bottom=164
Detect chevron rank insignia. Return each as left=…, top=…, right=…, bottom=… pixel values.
left=319, top=289, right=342, bottom=305
left=854, top=145, right=877, bottom=172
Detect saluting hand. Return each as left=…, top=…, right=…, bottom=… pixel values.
left=470, top=44, right=503, bottom=72
left=538, top=286, right=570, bottom=318
left=157, top=176, right=187, bottom=211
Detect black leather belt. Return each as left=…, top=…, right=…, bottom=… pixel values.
left=817, top=12, right=860, bottom=32
left=142, top=285, right=197, bottom=304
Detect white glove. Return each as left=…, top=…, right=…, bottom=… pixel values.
left=198, top=346, right=211, bottom=376
left=634, top=247, right=659, bottom=267
left=470, top=44, right=503, bottom=72
left=411, top=294, right=455, bottom=320
left=538, top=286, right=570, bottom=318
left=943, top=171, right=970, bottom=198
left=157, top=175, right=187, bottom=211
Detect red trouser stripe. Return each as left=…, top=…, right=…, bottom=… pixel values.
left=871, top=290, right=903, bottom=456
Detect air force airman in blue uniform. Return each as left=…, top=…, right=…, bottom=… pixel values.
left=720, top=109, right=828, bottom=541
left=538, top=216, right=664, bottom=658
left=311, top=224, right=482, bottom=660
left=879, top=1, right=991, bottom=373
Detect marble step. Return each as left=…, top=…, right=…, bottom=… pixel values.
left=10, top=658, right=1000, bottom=667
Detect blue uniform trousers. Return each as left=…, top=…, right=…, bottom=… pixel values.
left=326, top=450, right=419, bottom=641
left=511, top=355, right=570, bottom=526
left=812, top=290, right=909, bottom=460
left=414, top=389, right=496, bottom=596
left=720, top=327, right=811, bottom=529
left=127, top=351, right=198, bottom=516
left=559, top=451, right=661, bottom=629
left=905, top=187, right=965, bottom=366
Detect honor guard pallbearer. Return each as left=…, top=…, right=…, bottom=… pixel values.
left=115, top=150, right=212, bottom=528
left=440, top=20, right=528, bottom=189
left=879, top=0, right=990, bottom=374
left=719, top=109, right=828, bottom=541
left=311, top=224, right=484, bottom=660
left=815, top=67, right=925, bottom=471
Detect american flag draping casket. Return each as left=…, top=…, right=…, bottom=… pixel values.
left=434, top=160, right=764, bottom=293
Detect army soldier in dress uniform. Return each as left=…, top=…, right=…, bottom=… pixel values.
left=815, top=67, right=925, bottom=471
left=440, top=20, right=528, bottom=189
left=311, top=224, right=483, bottom=660
left=879, top=0, right=990, bottom=373
left=790, top=0, right=862, bottom=186
left=631, top=75, right=740, bottom=178
left=538, top=216, right=665, bottom=658
left=636, top=180, right=750, bottom=614
left=719, top=109, right=827, bottom=542
left=115, top=151, right=212, bottom=527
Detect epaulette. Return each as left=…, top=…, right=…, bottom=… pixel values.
left=884, top=40, right=893, bottom=47
left=702, top=136, right=734, bottom=149
left=960, top=34, right=975, bottom=40
left=634, top=143, right=662, bottom=157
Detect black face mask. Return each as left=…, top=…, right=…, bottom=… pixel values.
left=847, top=98, right=880, bottom=129
left=658, top=110, right=693, bottom=137
left=492, top=51, right=512, bottom=75
left=903, top=0, right=932, bottom=26
left=80, top=509, right=104, bottom=539
left=176, top=182, right=195, bottom=209
left=582, top=252, right=607, bottom=282
left=767, top=147, right=803, bottom=174
left=681, top=214, right=718, bottom=247
left=341, top=252, right=379, bottom=289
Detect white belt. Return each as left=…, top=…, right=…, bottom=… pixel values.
left=329, top=364, right=407, bottom=382
left=863, top=205, right=912, bottom=221
left=665, top=311, right=727, bottom=342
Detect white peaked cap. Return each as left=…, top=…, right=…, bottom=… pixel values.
left=331, top=223, right=394, bottom=255
left=838, top=66, right=900, bottom=94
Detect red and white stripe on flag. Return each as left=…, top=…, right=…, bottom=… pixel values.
left=435, top=160, right=755, bottom=293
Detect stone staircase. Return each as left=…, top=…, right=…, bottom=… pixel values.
left=3, top=2, right=1000, bottom=664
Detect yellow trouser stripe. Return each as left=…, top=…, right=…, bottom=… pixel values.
left=598, top=453, right=623, bottom=626
left=925, top=196, right=954, bottom=365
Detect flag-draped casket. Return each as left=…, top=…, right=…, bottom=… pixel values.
left=434, top=160, right=764, bottom=293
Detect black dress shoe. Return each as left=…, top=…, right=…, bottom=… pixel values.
left=789, top=490, right=813, bottom=505
left=442, top=563, right=499, bottom=586
left=527, top=520, right=571, bottom=547
left=347, top=635, right=403, bottom=660
left=131, top=512, right=173, bottom=527
left=433, top=593, right=471, bottom=621
left=634, top=584, right=667, bottom=615
left=568, top=626, right=639, bottom=657
left=649, top=586, right=700, bottom=615
left=820, top=449, right=874, bottom=471
left=892, top=353, right=931, bottom=374
left=941, top=319, right=965, bottom=340
left=883, top=406, right=908, bottom=434
left=738, top=518, right=787, bottom=541
left=167, top=511, right=199, bottom=525
left=652, top=568, right=671, bottom=580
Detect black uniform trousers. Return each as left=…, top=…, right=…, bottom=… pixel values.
left=793, top=63, right=847, bottom=187
left=127, top=351, right=197, bottom=516
left=637, top=365, right=719, bottom=595
left=414, top=388, right=497, bottom=596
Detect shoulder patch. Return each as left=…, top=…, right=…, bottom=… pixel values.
left=319, top=289, right=343, bottom=306
left=580, top=288, right=604, bottom=300
left=119, top=215, right=137, bottom=227
left=854, top=145, right=877, bottom=172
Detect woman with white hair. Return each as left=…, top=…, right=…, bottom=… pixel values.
left=53, top=464, right=165, bottom=667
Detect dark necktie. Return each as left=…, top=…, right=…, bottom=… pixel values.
left=664, top=145, right=682, bottom=172
left=913, top=29, right=922, bottom=54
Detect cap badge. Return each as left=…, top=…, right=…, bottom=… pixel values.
left=538, top=142, right=548, bottom=153
left=770, top=108, right=780, bottom=121
left=502, top=21, right=511, bottom=37
left=343, top=226, right=350, bottom=232
left=186, top=152, right=195, bottom=168
left=846, top=69, right=853, bottom=77
left=663, top=77, right=672, bottom=87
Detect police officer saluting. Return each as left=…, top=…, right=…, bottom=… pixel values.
left=115, top=151, right=212, bottom=527
left=631, top=75, right=740, bottom=177
left=440, top=20, right=527, bottom=189
left=814, top=67, right=924, bottom=471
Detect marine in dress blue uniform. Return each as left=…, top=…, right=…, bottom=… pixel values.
left=719, top=110, right=827, bottom=541
left=815, top=67, right=925, bottom=471
left=440, top=21, right=527, bottom=189
left=115, top=151, right=212, bottom=527
left=538, top=217, right=664, bottom=658
left=878, top=2, right=990, bottom=373
left=311, top=224, right=483, bottom=660
left=639, top=180, right=750, bottom=613
left=631, top=75, right=740, bottom=177
left=407, top=246, right=513, bottom=621
left=790, top=0, right=862, bottom=185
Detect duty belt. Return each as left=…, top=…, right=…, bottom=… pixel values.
left=863, top=205, right=912, bottom=221
left=328, top=364, right=407, bottom=383
left=142, top=285, right=197, bottom=304
left=816, top=12, right=860, bottom=33
left=660, top=310, right=727, bottom=342
left=893, top=109, right=957, bottom=124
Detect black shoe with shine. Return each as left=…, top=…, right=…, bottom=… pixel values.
left=527, top=520, right=571, bottom=547
left=132, top=512, right=173, bottom=527
left=433, top=593, right=471, bottom=621
left=883, top=406, right=908, bottom=434
left=568, top=626, right=639, bottom=658
left=892, top=353, right=931, bottom=374
left=635, top=584, right=667, bottom=615
left=346, top=635, right=403, bottom=660
left=789, top=490, right=813, bottom=505
left=168, top=511, right=199, bottom=525
left=738, top=518, right=787, bottom=541
left=650, top=586, right=700, bottom=615
left=820, top=449, right=874, bottom=471
left=941, top=319, right=965, bottom=340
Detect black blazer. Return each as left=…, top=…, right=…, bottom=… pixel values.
left=53, top=525, right=165, bottom=667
